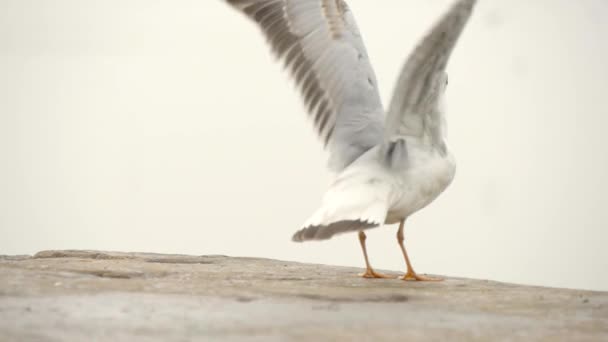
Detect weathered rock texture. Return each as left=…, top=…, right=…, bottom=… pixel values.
left=1, top=250, right=606, bottom=341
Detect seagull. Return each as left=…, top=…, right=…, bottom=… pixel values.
left=224, top=0, right=477, bottom=280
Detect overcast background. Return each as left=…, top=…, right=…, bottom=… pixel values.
left=1, top=0, right=607, bottom=291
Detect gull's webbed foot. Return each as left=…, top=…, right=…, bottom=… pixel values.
left=359, top=268, right=395, bottom=279
left=399, top=271, right=443, bottom=282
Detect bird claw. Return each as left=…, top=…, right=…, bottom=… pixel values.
left=359, top=269, right=395, bottom=279
left=399, top=271, right=443, bottom=281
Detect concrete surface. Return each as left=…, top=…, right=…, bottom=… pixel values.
left=0, top=250, right=606, bottom=341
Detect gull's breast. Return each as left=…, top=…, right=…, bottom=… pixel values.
left=385, top=150, right=456, bottom=224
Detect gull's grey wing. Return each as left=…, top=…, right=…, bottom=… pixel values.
left=384, top=0, right=476, bottom=144
left=225, top=0, right=385, bottom=171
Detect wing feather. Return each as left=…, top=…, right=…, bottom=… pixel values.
left=385, top=0, right=476, bottom=144
left=226, top=0, right=385, bottom=170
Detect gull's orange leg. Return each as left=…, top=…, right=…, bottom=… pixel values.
left=358, top=231, right=393, bottom=279
left=397, top=220, right=443, bottom=281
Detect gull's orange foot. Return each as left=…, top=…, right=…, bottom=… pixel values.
left=399, top=271, right=443, bottom=281
left=359, top=269, right=395, bottom=279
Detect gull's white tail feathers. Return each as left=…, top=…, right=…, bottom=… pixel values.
left=292, top=174, right=391, bottom=242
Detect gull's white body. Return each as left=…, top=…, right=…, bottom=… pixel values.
left=385, top=145, right=456, bottom=224
left=305, top=136, right=456, bottom=232
left=224, top=0, right=476, bottom=242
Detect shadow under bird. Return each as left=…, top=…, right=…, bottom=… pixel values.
left=224, top=0, right=477, bottom=280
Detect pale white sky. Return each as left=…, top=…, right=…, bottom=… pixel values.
left=1, top=0, right=607, bottom=291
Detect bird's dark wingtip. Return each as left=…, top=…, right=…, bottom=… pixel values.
left=291, top=220, right=379, bottom=243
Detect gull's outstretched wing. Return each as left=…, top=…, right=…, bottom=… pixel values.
left=225, top=0, right=385, bottom=171
left=384, top=0, right=476, bottom=144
